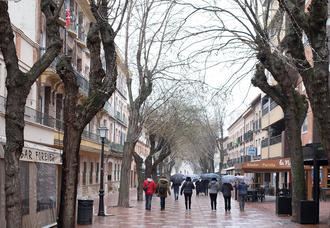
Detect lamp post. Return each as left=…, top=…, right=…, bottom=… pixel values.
left=98, top=126, right=108, bottom=216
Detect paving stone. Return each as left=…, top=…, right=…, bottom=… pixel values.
left=77, top=190, right=330, bottom=227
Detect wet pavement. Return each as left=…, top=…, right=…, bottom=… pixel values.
left=77, top=190, right=330, bottom=227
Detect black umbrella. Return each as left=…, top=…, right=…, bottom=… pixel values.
left=170, top=173, right=185, bottom=184
left=200, top=173, right=220, bottom=181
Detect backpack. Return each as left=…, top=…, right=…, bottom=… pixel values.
left=239, top=183, right=248, bottom=195
left=158, top=181, right=167, bottom=195
left=143, top=182, right=149, bottom=192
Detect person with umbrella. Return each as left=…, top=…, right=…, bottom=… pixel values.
left=171, top=181, right=181, bottom=200
left=180, top=176, right=195, bottom=210
left=208, top=177, right=221, bottom=211
left=221, top=181, right=233, bottom=212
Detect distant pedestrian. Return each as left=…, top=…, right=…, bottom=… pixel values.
left=237, top=181, right=248, bottom=211
left=156, top=176, right=171, bottom=211
left=208, top=177, right=221, bottom=211
left=171, top=182, right=181, bottom=200
left=195, top=179, right=202, bottom=196
left=221, top=182, right=233, bottom=212
left=201, top=179, right=209, bottom=195
left=143, top=175, right=157, bottom=210
left=180, top=177, right=195, bottom=210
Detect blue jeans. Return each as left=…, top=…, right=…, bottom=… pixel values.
left=160, top=197, right=166, bottom=210
left=239, top=194, right=246, bottom=210
left=174, top=187, right=179, bottom=200
left=145, top=194, right=152, bottom=210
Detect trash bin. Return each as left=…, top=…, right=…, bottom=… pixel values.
left=299, top=200, right=317, bottom=224
left=276, top=196, right=292, bottom=215
left=77, top=199, right=94, bottom=225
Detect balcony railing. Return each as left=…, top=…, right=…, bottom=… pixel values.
left=270, top=101, right=278, bottom=111
left=270, top=134, right=281, bottom=145
left=74, top=69, right=89, bottom=95
left=261, top=134, right=282, bottom=148
left=110, top=143, right=124, bottom=153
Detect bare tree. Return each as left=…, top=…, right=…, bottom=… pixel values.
left=118, top=0, right=181, bottom=207
left=173, top=0, right=307, bottom=221
left=277, top=0, right=330, bottom=163
left=55, top=1, right=128, bottom=227
left=0, top=1, right=63, bottom=227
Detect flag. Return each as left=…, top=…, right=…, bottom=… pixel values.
left=65, top=8, right=70, bottom=28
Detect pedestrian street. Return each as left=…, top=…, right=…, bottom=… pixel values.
left=78, top=190, right=329, bottom=228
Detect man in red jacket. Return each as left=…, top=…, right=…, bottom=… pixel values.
left=143, top=175, right=157, bottom=210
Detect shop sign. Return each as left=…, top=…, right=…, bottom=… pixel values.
left=247, top=147, right=257, bottom=156
left=20, top=147, right=62, bottom=164
left=242, top=158, right=291, bottom=170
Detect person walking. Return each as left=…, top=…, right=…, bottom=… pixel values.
left=143, top=175, right=157, bottom=210
left=171, top=182, right=181, bottom=200
left=237, top=180, right=248, bottom=211
left=157, top=176, right=171, bottom=211
left=221, top=182, right=233, bottom=212
left=208, top=177, right=221, bottom=211
left=180, top=177, right=195, bottom=210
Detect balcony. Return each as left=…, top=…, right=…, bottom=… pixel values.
left=115, top=111, right=127, bottom=126
left=110, top=143, right=124, bottom=153
left=261, top=133, right=284, bottom=159
left=244, top=130, right=253, bottom=142
left=74, top=69, right=89, bottom=95
left=261, top=104, right=284, bottom=129
left=0, top=95, right=104, bottom=144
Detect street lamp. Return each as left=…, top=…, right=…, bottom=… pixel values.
left=98, top=126, right=108, bottom=216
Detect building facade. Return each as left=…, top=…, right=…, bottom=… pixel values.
left=0, top=0, right=146, bottom=227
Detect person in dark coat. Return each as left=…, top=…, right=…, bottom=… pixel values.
left=221, top=182, right=234, bottom=212
left=156, top=176, right=171, bottom=211
left=195, top=179, right=202, bottom=196
left=180, top=177, right=195, bottom=210
left=171, top=182, right=181, bottom=200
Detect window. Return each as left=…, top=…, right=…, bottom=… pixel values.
left=90, top=162, right=93, bottom=184
left=302, top=117, right=308, bottom=133
left=117, top=164, right=120, bottom=181
left=20, top=161, right=29, bottom=215
left=77, top=58, right=82, bottom=73
left=37, top=163, right=56, bottom=211
left=114, top=164, right=117, bottom=181
left=96, top=162, right=99, bottom=183
left=83, top=162, right=87, bottom=185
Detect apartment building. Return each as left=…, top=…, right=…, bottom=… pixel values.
left=224, top=95, right=265, bottom=178
left=0, top=0, right=141, bottom=226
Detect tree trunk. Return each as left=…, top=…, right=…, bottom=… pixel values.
left=118, top=141, right=134, bottom=207
left=284, top=106, right=306, bottom=222
left=144, top=155, right=152, bottom=178
left=4, top=88, right=27, bottom=228
left=133, top=152, right=144, bottom=201
left=57, top=128, right=82, bottom=228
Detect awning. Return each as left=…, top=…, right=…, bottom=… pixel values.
left=241, top=158, right=292, bottom=172
left=224, top=166, right=235, bottom=171
left=0, top=141, right=62, bottom=165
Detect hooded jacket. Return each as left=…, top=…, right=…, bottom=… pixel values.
left=157, top=178, right=171, bottom=197
left=208, top=180, right=220, bottom=194
left=143, top=178, right=157, bottom=196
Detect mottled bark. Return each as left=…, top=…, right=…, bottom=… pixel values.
left=118, top=141, right=135, bottom=207
left=252, top=63, right=307, bottom=222
left=280, top=0, right=330, bottom=164
left=56, top=13, right=118, bottom=226
left=0, top=1, right=62, bottom=227
left=133, top=152, right=144, bottom=201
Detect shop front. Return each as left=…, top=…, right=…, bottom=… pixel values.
left=241, top=158, right=292, bottom=195
left=0, top=142, right=62, bottom=228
